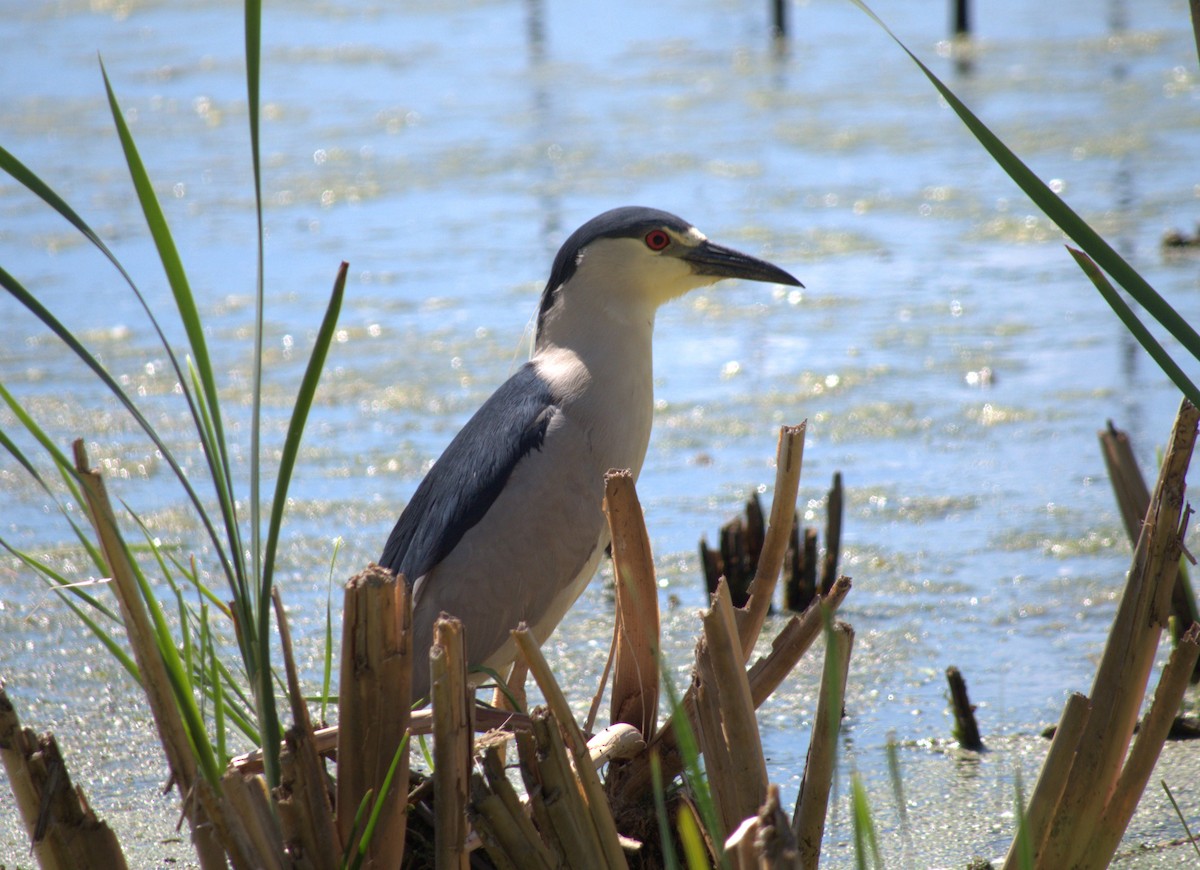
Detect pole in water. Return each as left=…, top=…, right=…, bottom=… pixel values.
left=772, top=0, right=787, bottom=39
left=952, top=0, right=970, bottom=37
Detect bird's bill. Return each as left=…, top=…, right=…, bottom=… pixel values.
left=684, top=240, right=803, bottom=287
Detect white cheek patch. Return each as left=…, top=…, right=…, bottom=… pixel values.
left=682, top=226, right=707, bottom=245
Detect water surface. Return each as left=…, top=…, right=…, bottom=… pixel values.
left=1, top=0, right=1199, bottom=864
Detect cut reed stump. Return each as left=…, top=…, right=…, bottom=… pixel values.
left=1005, top=398, right=1200, bottom=869
left=946, top=666, right=984, bottom=751
left=72, top=440, right=244, bottom=870
left=701, top=467, right=843, bottom=615
left=432, top=615, right=473, bottom=870
left=336, top=564, right=412, bottom=867
left=0, top=687, right=128, bottom=870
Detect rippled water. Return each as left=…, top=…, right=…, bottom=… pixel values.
left=2, top=0, right=1199, bottom=864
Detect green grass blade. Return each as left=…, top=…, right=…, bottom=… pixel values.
left=1067, top=247, right=1200, bottom=406
left=1, top=539, right=122, bottom=628
left=0, top=140, right=234, bottom=541
left=850, top=772, right=882, bottom=870
left=0, top=267, right=241, bottom=600
left=677, top=804, right=710, bottom=870
left=245, top=0, right=266, bottom=620
left=1012, top=769, right=1034, bottom=870
left=0, top=410, right=109, bottom=577
left=885, top=731, right=908, bottom=832
left=344, top=790, right=375, bottom=870
left=650, top=750, right=681, bottom=870
left=1162, top=778, right=1200, bottom=862
left=355, top=732, right=410, bottom=861
left=658, top=661, right=724, bottom=860
left=261, top=263, right=347, bottom=613
left=98, top=59, right=239, bottom=532
left=848, top=0, right=1200, bottom=365
left=0, top=144, right=137, bottom=286
left=321, top=537, right=343, bottom=725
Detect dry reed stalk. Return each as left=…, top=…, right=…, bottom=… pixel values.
left=793, top=620, right=854, bottom=869
left=431, top=614, right=472, bottom=870
left=493, top=659, right=529, bottom=713
left=474, top=741, right=559, bottom=869
left=1082, top=626, right=1200, bottom=867
left=531, top=708, right=607, bottom=870
left=820, top=472, right=843, bottom=596
left=220, top=769, right=286, bottom=870
left=1038, top=400, right=1197, bottom=867
left=1001, top=692, right=1090, bottom=870
left=468, top=773, right=523, bottom=870
left=736, top=423, right=806, bottom=660
left=71, top=441, right=230, bottom=870
left=1100, top=421, right=1198, bottom=638
left=694, top=646, right=740, bottom=840
left=230, top=707, right=534, bottom=775
left=513, top=625, right=629, bottom=869
left=1100, top=421, right=1153, bottom=544
left=748, top=577, right=852, bottom=709
left=0, top=688, right=128, bottom=870
left=273, top=588, right=340, bottom=868
left=607, top=577, right=851, bottom=810
left=604, top=469, right=661, bottom=744
left=699, top=581, right=769, bottom=830
left=514, top=727, right=568, bottom=866
left=336, top=564, right=412, bottom=866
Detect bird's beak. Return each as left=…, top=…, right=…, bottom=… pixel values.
left=683, top=240, right=803, bottom=287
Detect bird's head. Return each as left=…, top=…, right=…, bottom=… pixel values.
left=535, top=206, right=801, bottom=341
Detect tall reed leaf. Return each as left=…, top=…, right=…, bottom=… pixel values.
left=98, top=60, right=246, bottom=604
left=1067, top=248, right=1200, bottom=406
left=849, top=0, right=1200, bottom=396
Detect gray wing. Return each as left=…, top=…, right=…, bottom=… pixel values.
left=379, top=362, right=558, bottom=583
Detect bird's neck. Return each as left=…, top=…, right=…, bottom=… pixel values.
left=533, top=298, right=658, bottom=479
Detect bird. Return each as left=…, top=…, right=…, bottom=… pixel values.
left=379, top=205, right=801, bottom=702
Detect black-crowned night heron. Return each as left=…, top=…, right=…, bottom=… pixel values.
left=380, top=206, right=801, bottom=701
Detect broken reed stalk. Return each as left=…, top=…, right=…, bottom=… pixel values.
left=71, top=440, right=230, bottom=870
left=604, top=469, right=661, bottom=743
left=1003, top=693, right=1090, bottom=870
left=472, top=739, right=558, bottom=870
left=1100, top=420, right=1154, bottom=544
left=513, top=625, right=629, bottom=869
left=1020, top=398, right=1199, bottom=869
left=531, top=709, right=608, bottom=870
left=1084, top=625, right=1200, bottom=865
left=431, top=615, right=472, bottom=870
left=736, top=422, right=807, bottom=661
left=794, top=620, right=854, bottom=870
left=697, top=580, right=770, bottom=835
left=820, top=472, right=843, bottom=596
left=219, top=769, right=286, bottom=870
left=513, top=726, right=569, bottom=866
left=273, top=587, right=340, bottom=868
left=607, top=575, right=851, bottom=811
left=0, top=687, right=128, bottom=870
left=945, top=666, right=984, bottom=751
left=1099, top=420, right=1199, bottom=636
left=336, top=564, right=412, bottom=866
left=747, top=576, right=852, bottom=709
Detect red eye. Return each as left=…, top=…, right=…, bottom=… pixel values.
left=644, top=229, right=671, bottom=251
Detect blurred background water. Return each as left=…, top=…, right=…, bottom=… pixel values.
left=1, top=0, right=1199, bottom=864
